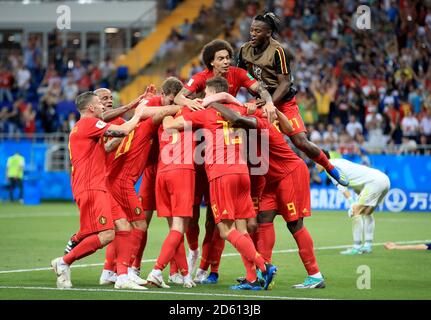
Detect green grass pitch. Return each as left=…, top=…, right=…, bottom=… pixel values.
left=0, top=202, right=430, bottom=300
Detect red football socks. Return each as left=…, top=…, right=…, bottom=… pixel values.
left=209, top=229, right=225, bottom=273
left=132, top=230, right=148, bottom=269
left=155, top=230, right=183, bottom=271
left=173, top=236, right=188, bottom=276
left=113, top=230, right=133, bottom=275
left=226, top=229, right=266, bottom=272
left=186, top=223, right=200, bottom=251
left=293, top=227, right=320, bottom=275
left=63, top=233, right=102, bottom=265
left=103, top=241, right=116, bottom=271
left=130, top=229, right=146, bottom=268
left=199, top=224, right=215, bottom=271
left=257, top=223, right=276, bottom=263
left=241, top=233, right=257, bottom=282
left=312, top=150, right=334, bottom=171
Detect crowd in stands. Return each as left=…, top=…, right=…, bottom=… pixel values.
left=227, top=0, right=431, bottom=156
left=1, top=0, right=431, bottom=157
left=0, top=32, right=123, bottom=137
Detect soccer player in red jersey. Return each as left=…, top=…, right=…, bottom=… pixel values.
left=50, top=91, right=146, bottom=289
left=146, top=106, right=197, bottom=289
left=174, top=39, right=277, bottom=278
left=105, top=101, right=180, bottom=289
left=238, top=12, right=349, bottom=187
left=134, top=78, right=184, bottom=279
left=164, top=77, right=277, bottom=290
left=210, top=94, right=326, bottom=289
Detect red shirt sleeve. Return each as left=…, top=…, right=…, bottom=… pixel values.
left=236, top=67, right=257, bottom=91
left=182, top=109, right=207, bottom=128
left=183, top=73, right=206, bottom=94
left=81, top=117, right=111, bottom=138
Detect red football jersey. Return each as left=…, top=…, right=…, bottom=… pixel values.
left=184, top=66, right=257, bottom=97
left=143, top=95, right=162, bottom=166
left=107, top=118, right=157, bottom=183
left=253, top=116, right=303, bottom=182
left=144, top=95, right=163, bottom=107
left=158, top=107, right=195, bottom=173
left=69, top=117, right=111, bottom=196
left=105, top=117, right=125, bottom=164
left=183, top=104, right=248, bottom=181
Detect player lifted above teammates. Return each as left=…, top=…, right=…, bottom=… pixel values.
left=238, top=12, right=348, bottom=187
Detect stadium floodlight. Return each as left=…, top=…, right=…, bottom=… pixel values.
left=105, top=27, right=119, bottom=34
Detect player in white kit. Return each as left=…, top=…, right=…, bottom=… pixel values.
left=317, top=151, right=391, bottom=255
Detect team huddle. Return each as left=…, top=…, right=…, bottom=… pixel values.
left=51, top=13, right=390, bottom=292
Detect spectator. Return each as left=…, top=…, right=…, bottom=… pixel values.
left=401, top=109, right=420, bottom=141
left=6, top=152, right=25, bottom=203
left=15, top=62, right=31, bottom=100
left=63, top=73, right=79, bottom=101
left=0, top=64, right=14, bottom=104
left=398, top=136, right=417, bottom=155
left=419, top=107, right=431, bottom=143
left=310, top=78, right=337, bottom=124
left=346, top=115, right=363, bottom=138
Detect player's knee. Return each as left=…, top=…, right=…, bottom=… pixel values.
left=247, top=221, right=258, bottom=234
left=286, top=218, right=303, bottom=234
left=132, top=220, right=147, bottom=231
left=100, top=229, right=115, bottom=245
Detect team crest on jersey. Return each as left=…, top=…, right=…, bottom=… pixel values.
left=96, top=120, right=107, bottom=129
left=135, top=207, right=142, bottom=215
left=99, top=216, right=107, bottom=225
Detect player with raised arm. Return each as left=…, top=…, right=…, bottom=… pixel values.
left=317, top=151, right=391, bottom=255
left=165, top=77, right=277, bottom=290
left=237, top=12, right=349, bottom=187
left=146, top=105, right=198, bottom=289
left=50, top=91, right=145, bottom=290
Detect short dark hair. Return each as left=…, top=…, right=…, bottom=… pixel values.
left=161, top=77, right=183, bottom=96
left=205, top=77, right=229, bottom=93
left=322, top=149, right=331, bottom=159
left=75, top=91, right=96, bottom=112
left=202, top=40, right=233, bottom=70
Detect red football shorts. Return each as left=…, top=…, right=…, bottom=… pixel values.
left=110, top=193, right=127, bottom=221
left=194, top=165, right=209, bottom=206
left=75, top=190, right=114, bottom=238
left=139, top=164, right=157, bottom=211
left=260, top=162, right=311, bottom=222
left=250, top=174, right=266, bottom=214
left=156, top=169, right=195, bottom=217
left=108, top=179, right=146, bottom=222
left=209, top=174, right=255, bottom=224
left=276, top=97, right=307, bottom=137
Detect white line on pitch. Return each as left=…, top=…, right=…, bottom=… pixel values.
left=0, top=285, right=331, bottom=300
left=1, top=239, right=429, bottom=275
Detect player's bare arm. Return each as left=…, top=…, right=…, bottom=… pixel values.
left=163, top=115, right=190, bottom=131
left=104, top=137, right=123, bottom=152
left=250, top=82, right=277, bottom=122
left=201, top=92, right=242, bottom=107
left=151, top=106, right=182, bottom=126
left=272, top=73, right=291, bottom=106
left=210, top=102, right=257, bottom=129
left=275, top=109, right=293, bottom=134
left=174, top=87, right=203, bottom=111
left=101, top=94, right=146, bottom=122
left=104, top=107, right=143, bottom=137
left=140, top=105, right=181, bottom=119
